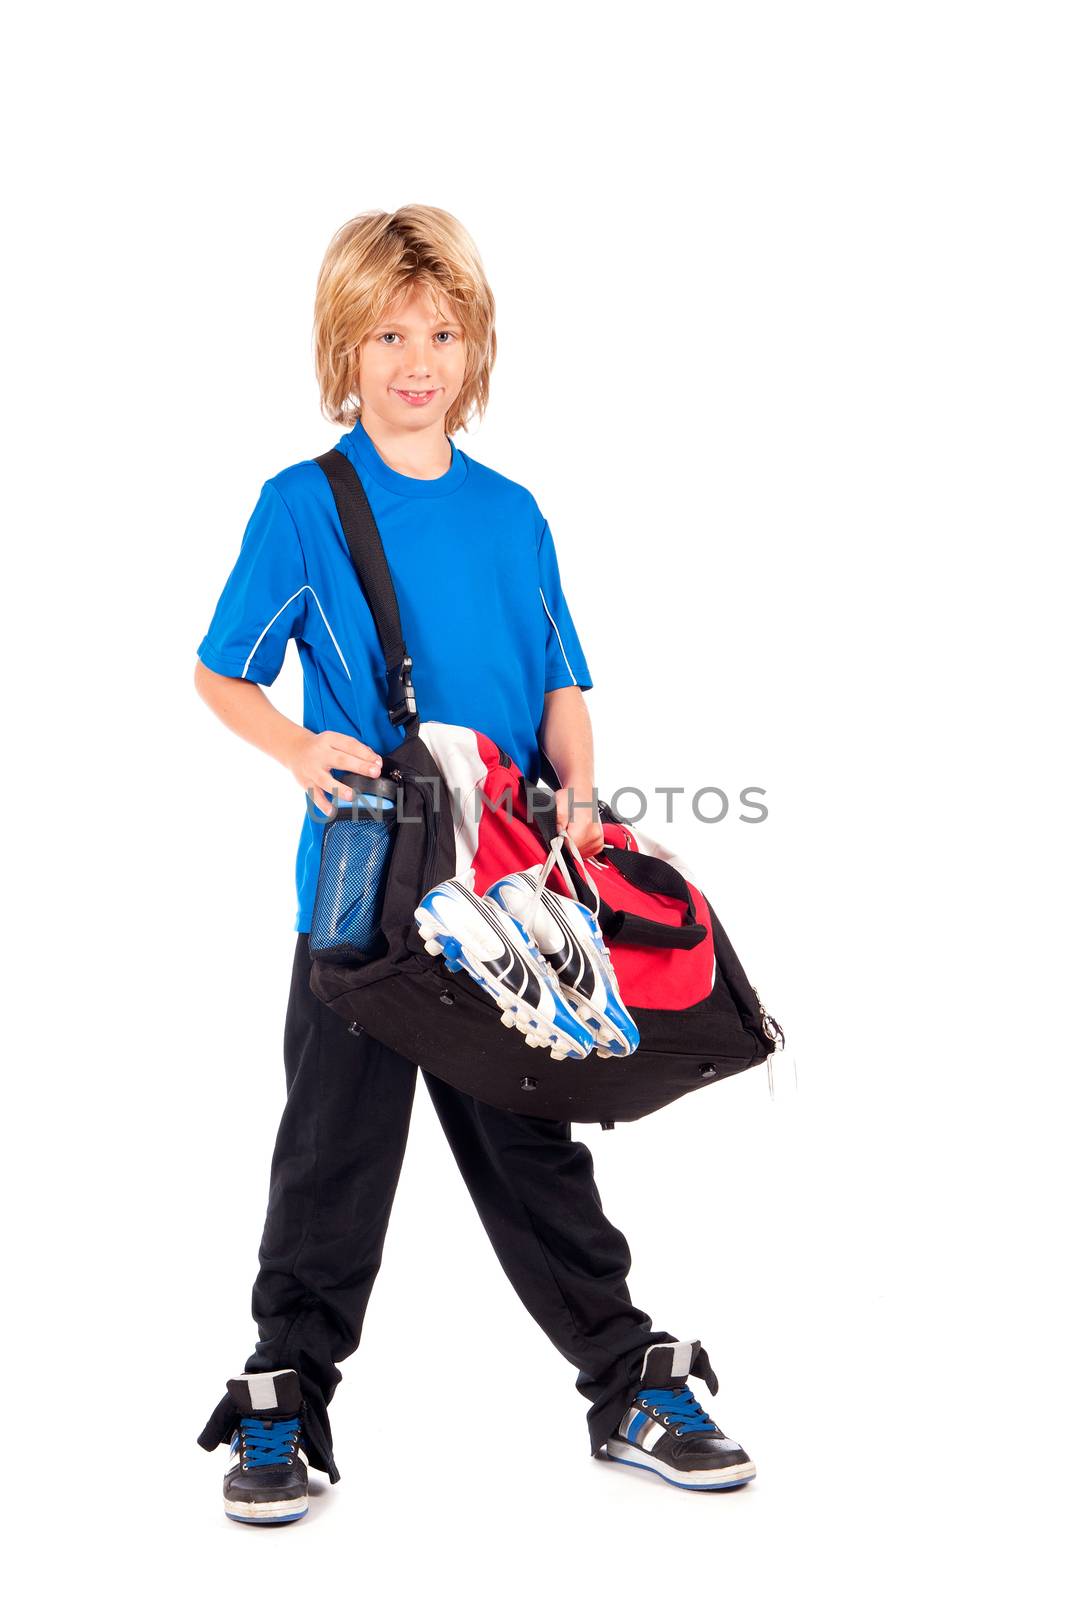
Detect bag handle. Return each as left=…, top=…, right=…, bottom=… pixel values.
left=595, top=849, right=708, bottom=948
left=314, top=448, right=419, bottom=733
left=523, top=788, right=707, bottom=950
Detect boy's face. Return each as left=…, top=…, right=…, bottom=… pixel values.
left=357, top=285, right=466, bottom=434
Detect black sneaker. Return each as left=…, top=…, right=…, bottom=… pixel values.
left=222, top=1369, right=309, bottom=1524
left=603, top=1340, right=756, bottom=1491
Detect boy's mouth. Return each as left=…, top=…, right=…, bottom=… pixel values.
left=392, top=387, right=439, bottom=407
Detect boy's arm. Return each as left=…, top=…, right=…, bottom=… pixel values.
left=195, top=659, right=306, bottom=768
left=540, top=685, right=604, bottom=854
left=194, top=660, right=383, bottom=816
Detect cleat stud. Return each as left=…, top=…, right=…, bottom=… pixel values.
left=425, top=938, right=443, bottom=955
left=525, top=1033, right=540, bottom=1049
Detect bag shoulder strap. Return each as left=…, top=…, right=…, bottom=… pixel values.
left=313, top=447, right=418, bottom=732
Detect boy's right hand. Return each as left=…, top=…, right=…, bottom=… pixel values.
left=286, top=729, right=384, bottom=818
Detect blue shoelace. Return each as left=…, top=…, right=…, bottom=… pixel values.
left=239, top=1415, right=301, bottom=1467
left=635, top=1385, right=717, bottom=1436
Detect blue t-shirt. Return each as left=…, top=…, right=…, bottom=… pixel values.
left=197, top=417, right=593, bottom=932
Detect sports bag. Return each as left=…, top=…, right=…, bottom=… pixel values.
left=305, top=447, right=784, bottom=1125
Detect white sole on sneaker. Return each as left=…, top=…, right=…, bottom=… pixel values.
left=602, top=1437, right=756, bottom=1489
left=414, top=886, right=593, bottom=1061
left=223, top=1494, right=309, bottom=1522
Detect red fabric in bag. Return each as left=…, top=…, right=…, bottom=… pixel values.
left=469, top=779, right=714, bottom=1012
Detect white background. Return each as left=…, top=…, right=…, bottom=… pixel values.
left=5, top=2, right=1064, bottom=1594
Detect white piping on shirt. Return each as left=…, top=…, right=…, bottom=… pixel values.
left=540, top=587, right=578, bottom=685
left=243, top=585, right=352, bottom=681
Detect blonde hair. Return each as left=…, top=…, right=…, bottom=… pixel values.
left=313, top=205, right=497, bottom=436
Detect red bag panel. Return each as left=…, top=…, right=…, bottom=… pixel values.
left=584, top=853, right=714, bottom=1010
left=437, top=725, right=713, bottom=1013
left=469, top=763, right=572, bottom=897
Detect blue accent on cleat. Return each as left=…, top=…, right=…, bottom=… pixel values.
left=549, top=990, right=584, bottom=1035
left=600, top=989, right=642, bottom=1053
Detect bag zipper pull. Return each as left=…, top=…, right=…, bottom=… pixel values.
left=753, top=985, right=786, bottom=1099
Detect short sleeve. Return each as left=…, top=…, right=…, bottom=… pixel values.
left=536, top=517, right=593, bottom=692
left=196, top=482, right=308, bottom=686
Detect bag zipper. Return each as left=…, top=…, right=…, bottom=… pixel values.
left=387, top=762, right=442, bottom=908
left=752, top=985, right=785, bottom=1049
left=752, top=984, right=787, bottom=1100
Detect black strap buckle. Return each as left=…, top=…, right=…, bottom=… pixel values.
left=387, top=654, right=417, bottom=726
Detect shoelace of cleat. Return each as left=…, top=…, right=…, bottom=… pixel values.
left=239, top=1415, right=301, bottom=1467
left=636, top=1385, right=718, bottom=1436
left=517, top=832, right=601, bottom=942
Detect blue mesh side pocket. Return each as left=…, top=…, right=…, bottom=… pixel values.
left=309, top=786, right=398, bottom=962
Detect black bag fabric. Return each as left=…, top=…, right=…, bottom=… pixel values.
left=304, top=447, right=784, bottom=1124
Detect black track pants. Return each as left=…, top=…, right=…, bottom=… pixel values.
left=197, top=935, right=676, bottom=1480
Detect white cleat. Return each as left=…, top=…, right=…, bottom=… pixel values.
left=483, top=871, right=641, bottom=1058
left=414, top=879, right=596, bottom=1059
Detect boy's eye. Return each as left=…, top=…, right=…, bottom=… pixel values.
left=377, top=330, right=459, bottom=345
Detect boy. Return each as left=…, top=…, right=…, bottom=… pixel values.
left=194, top=206, right=754, bottom=1522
